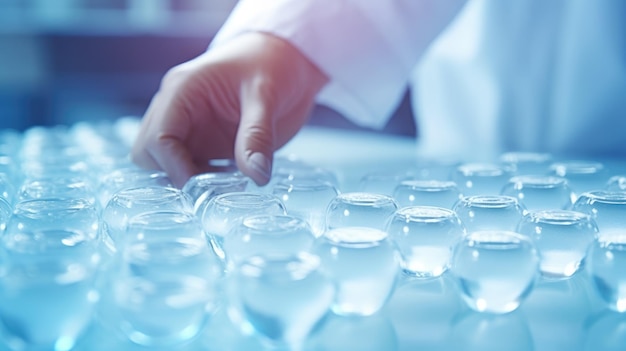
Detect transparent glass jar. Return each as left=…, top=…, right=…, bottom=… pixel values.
left=325, top=192, right=398, bottom=231
left=313, top=227, right=399, bottom=316
left=454, top=195, right=526, bottom=233
left=387, top=206, right=466, bottom=278
left=450, top=230, right=539, bottom=313
left=102, top=211, right=222, bottom=347
left=227, top=252, right=335, bottom=351
left=0, top=198, right=102, bottom=351
left=272, top=178, right=340, bottom=237
left=201, top=192, right=286, bottom=263
left=517, top=210, right=598, bottom=279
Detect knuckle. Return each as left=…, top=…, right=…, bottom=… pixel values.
left=246, top=124, right=275, bottom=151
left=160, top=63, right=196, bottom=91
left=161, top=67, right=185, bottom=88
left=250, top=74, right=280, bottom=111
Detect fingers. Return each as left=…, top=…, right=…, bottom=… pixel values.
left=235, top=76, right=276, bottom=186
left=132, top=120, right=199, bottom=189
left=131, top=32, right=328, bottom=188
left=147, top=133, right=199, bottom=188
left=131, top=73, right=201, bottom=188
left=232, top=34, right=329, bottom=186
left=131, top=93, right=164, bottom=170
left=131, top=132, right=160, bottom=171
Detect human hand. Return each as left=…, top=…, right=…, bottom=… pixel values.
left=131, top=32, right=328, bottom=187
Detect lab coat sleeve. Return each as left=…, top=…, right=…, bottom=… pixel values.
left=211, top=0, right=466, bottom=130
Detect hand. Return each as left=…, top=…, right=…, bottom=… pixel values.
left=131, top=32, right=328, bottom=187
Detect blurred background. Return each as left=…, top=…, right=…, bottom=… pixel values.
left=0, top=0, right=415, bottom=135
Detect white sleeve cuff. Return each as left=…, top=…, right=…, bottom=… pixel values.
left=211, top=0, right=465, bottom=129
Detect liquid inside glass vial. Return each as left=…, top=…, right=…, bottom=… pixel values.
left=109, top=211, right=221, bottom=347
left=313, top=227, right=399, bottom=316
left=588, top=234, right=626, bottom=312
left=115, top=275, right=213, bottom=347
left=229, top=253, right=335, bottom=349
left=386, top=206, right=465, bottom=278
left=517, top=210, right=597, bottom=279
left=201, top=192, right=286, bottom=263
left=451, top=231, right=539, bottom=313
left=0, top=259, right=98, bottom=351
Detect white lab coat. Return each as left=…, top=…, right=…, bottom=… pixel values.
left=212, top=0, right=626, bottom=161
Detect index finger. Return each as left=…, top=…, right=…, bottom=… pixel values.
left=148, top=131, right=199, bottom=188
left=132, top=91, right=199, bottom=188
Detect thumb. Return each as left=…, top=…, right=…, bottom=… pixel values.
left=235, top=81, right=277, bottom=186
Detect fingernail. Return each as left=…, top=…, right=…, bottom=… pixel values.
left=248, top=152, right=272, bottom=184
